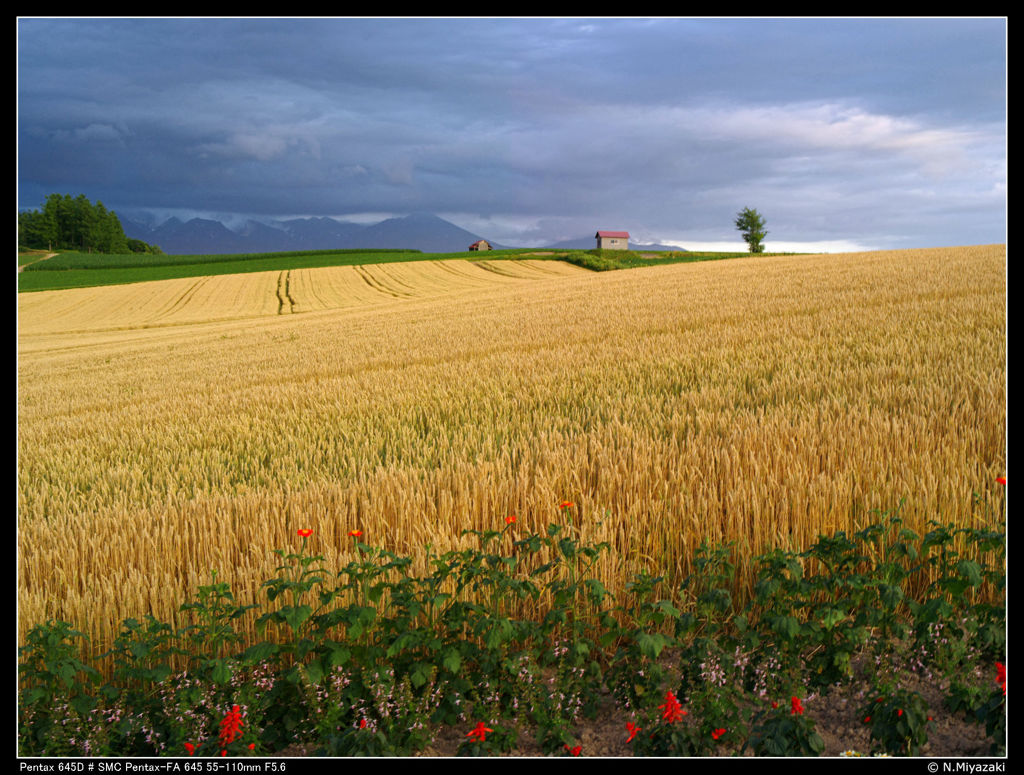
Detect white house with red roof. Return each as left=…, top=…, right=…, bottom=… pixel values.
left=595, top=230, right=629, bottom=250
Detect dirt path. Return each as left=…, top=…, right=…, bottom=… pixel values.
left=18, top=252, right=56, bottom=272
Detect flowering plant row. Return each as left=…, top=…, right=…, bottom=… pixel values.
left=18, top=501, right=1005, bottom=757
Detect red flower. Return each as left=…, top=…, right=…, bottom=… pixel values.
left=505, top=515, right=516, bottom=524
left=467, top=721, right=493, bottom=743
left=559, top=500, right=575, bottom=510
left=359, top=718, right=368, bottom=729
left=997, top=476, right=1006, bottom=486
left=564, top=744, right=582, bottom=756
left=184, top=742, right=195, bottom=756
left=297, top=529, right=313, bottom=538
left=218, top=705, right=244, bottom=747
left=220, top=750, right=227, bottom=757
left=864, top=716, right=871, bottom=723
left=791, top=696, right=804, bottom=715
left=247, top=743, right=255, bottom=751
left=625, top=722, right=641, bottom=743
left=712, top=728, right=726, bottom=741
left=897, top=708, right=903, bottom=717
left=658, top=690, right=686, bottom=723
left=348, top=530, right=363, bottom=537
left=996, top=662, right=1006, bottom=695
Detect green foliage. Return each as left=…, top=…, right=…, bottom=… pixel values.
left=603, top=572, right=678, bottom=711
left=97, top=613, right=182, bottom=733
left=18, top=620, right=101, bottom=755
left=907, top=517, right=1006, bottom=673
left=625, top=691, right=700, bottom=756
left=735, top=206, right=768, bottom=253
left=745, top=698, right=825, bottom=756
left=18, top=193, right=153, bottom=254
left=977, top=681, right=1006, bottom=755
left=455, top=722, right=518, bottom=756
left=944, top=668, right=1006, bottom=755
left=557, top=248, right=768, bottom=272
left=311, top=666, right=442, bottom=756
left=745, top=507, right=941, bottom=689
left=126, top=237, right=163, bottom=254
left=180, top=570, right=258, bottom=665
left=859, top=687, right=931, bottom=756
left=17, top=505, right=1006, bottom=757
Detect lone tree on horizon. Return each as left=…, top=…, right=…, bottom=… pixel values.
left=734, top=207, right=768, bottom=254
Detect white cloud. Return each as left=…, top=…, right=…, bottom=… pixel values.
left=663, top=239, right=881, bottom=254
left=51, top=122, right=129, bottom=145
left=196, top=132, right=288, bottom=161
left=675, top=101, right=1000, bottom=179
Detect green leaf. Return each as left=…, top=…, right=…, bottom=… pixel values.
left=531, top=561, right=558, bottom=577
left=70, top=694, right=96, bottom=715
left=822, top=608, right=846, bottom=629
left=584, top=578, right=609, bottom=603
left=304, top=659, right=324, bottom=686
left=326, top=645, right=350, bottom=669
left=442, top=649, right=462, bottom=675
left=637, top=632, right=668, bottom=660
left=484, top=619, right=514, bottom=650
left=387, top=632, right=419, bottom=658
left=21, top=687, right=45, bottom=705
left=358, top=606, right=378, bottom=626
left=956, top=560, right=983, bottom=588
left=655, top=600, right=681, bottom=618
left=57, top=663, right=77, bottom=688
left=773, top=615, right=801, bottom=641
left=410, top=663, right=431, bottom=688
left=283, top=605, right=313, bottom=632
left=241, top=641, right=280, bottom=662
left=939, top=577, right=971, bottom=598
left=210, top=659, right=232, bottom=684
left=878, top=583, right=905, bottom=609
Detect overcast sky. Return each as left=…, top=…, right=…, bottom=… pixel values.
left=17, top=17, right=1006, bottom=251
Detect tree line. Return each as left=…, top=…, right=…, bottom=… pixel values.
left=18, top=193, right=162, bottom=255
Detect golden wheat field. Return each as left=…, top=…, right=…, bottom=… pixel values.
left=17, top=247, right=1007, bottom=662
left=16, top=258, right=588, bottom=336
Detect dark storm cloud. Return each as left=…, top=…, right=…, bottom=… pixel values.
left=17, top=17, right=1005, bottom=250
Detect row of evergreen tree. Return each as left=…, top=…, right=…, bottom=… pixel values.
left=18, top=193, right=162, bottom=254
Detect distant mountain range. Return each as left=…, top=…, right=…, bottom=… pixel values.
left=119, top=211, right=683, bottom=255
left=118, top=212, right=506, bottom=255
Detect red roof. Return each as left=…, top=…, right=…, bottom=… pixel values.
left=596, top=231, right=629, bottom=238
